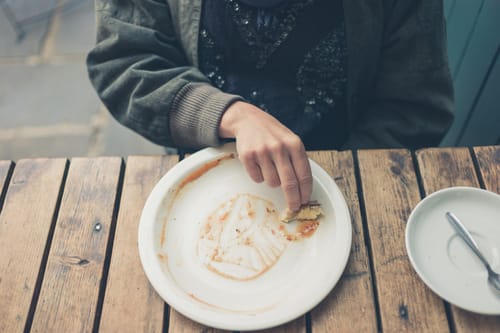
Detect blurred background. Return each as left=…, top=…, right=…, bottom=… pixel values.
left=0, top=0, right=164, bottom=161
left=0, top=0, right=499, bottom=161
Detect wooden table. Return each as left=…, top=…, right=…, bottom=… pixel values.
left=1, top=146, right=499, bottom=333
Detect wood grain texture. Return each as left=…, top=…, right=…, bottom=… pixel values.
left=252, top=316, right=306, bottom=333
left=98, top=155, right=178, bottom=333
left=358, top=149, right=448, bottom=332
left=474, top=146, right=500, bottom=194
left=308, top=151, right=378, bottom=333
left=416, top=147, right=500, bottom=332
left=0, top=159, right=67, bottom=333
left=0, top=160, right=14, bottom=212
left=30, top=157, right=123, bottom=333
left=168, top=310, right=230, bottom=333
left=452, top=307, right=500, bottom=333
left=416, top=147, right=479, bottom=195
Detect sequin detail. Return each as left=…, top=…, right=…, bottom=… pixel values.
left=228, top=0, right=314, bottom=69
left=198, top=0, right=347, bottom=135
left=296, top=27, right=348, bottom=116
left=199, top=29, right=226, bottom=89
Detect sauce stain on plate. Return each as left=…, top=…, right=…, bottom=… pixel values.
left=197, top=193, right=319, bottom=281
left=160, top=153, right=235, bottom=247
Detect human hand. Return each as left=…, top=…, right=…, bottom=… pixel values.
left=219, top=101, right=312, bottom=212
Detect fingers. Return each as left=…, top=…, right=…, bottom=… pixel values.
left=240, top=150, right=280, bottom=187
left=238, top=138, right=312, bottom=212
left=227, top=103, right=312, bottom=211
left=274, top=151, right=302, bottom=212
left=276, top=138, right=312, bottom=211
left=289, top=144, right=313, bottom=205
left=258, top=155, right=281, bottom=188
left=241, top=155, right=264, bottom=183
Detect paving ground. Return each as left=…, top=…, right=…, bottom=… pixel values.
left=0, top=0, right=166, bottom=161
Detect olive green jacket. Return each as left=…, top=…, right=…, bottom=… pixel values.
left=87, top=0, right=454, bottom=150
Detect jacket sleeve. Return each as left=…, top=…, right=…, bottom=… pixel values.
left=344, top=0, right=454, bottom=150
left=86, top=0, right=242, bottom=149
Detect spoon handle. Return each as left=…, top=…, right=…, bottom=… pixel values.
left=445, top=212, right=491, bottom=269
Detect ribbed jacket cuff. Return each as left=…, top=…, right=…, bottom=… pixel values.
left=170, top=83, right=243, bottom=149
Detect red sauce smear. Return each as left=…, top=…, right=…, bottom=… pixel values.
left=160, top=153, right=235, bottom=247
left=279, top=220, right=320, bottom=241
left=187, top=292, right=277, bottom=314
left=188, top=293, right=218, bottom=309
left=296, top=220, right=320, bottom=238
left=178, top=153, right=235, bottom=190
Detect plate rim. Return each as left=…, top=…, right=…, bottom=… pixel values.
left=405, top=186, right=500, bottom=315
left=138, top=144, right=352, bottom=330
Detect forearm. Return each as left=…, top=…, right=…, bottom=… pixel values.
left=170, top=83, right=243, bottom=148
left=220, top=101, right=313, bottom=211
left=87, top=0, right=241, bottom=149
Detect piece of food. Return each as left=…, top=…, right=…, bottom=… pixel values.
left=280, top=201, right=323, bottom=223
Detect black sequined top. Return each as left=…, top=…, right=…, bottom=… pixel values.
left=198, top=0, right=348, bottom=149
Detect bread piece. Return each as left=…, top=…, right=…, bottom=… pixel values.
left=280, top=201, right=323, bottom=223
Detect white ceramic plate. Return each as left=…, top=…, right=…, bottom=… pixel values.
left=139, top=144, right=352, bottom=331
left=406, top=187, right=500, bottom=315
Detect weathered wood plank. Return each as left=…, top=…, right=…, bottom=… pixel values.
left=253, top=316, right=306, bottom=333
left=30, top=157, right=123, bottom=333
left=452, top=307, right=500, bottom=333
left=416, top=147, right=500, bottom=332
left=358, top=149, right=448, bottom=332
left=168, top=310, right=230, bottom=333
left=417, top=147, right=479, bottom=194
left=98, top=155, right=178, bottom=333
left=169, top=290, right=304, bottom=333
left=308, top=151, right=378, bottom=333
left=474, top=146, right=500, bottom=194
left=0, top=159, right=67, bottom=333
left=0, top=160, right=14, bottom=213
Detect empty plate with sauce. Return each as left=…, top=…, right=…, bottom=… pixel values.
left=138, top=144, right=352, bottom=331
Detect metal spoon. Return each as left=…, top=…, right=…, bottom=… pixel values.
left=445, top=211, right=500, bottom=292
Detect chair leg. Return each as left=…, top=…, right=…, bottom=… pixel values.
left=0, top=0, right=26, bottom=41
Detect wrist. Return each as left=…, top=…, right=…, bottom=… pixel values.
left=219, top=101, right=255, bottom=138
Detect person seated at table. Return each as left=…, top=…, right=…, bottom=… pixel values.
left=86, top=0, right=454, bottom=212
